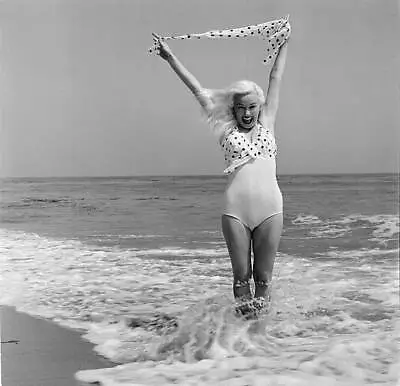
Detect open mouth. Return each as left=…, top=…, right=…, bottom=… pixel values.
left=242, top=117, right=254, bottom=125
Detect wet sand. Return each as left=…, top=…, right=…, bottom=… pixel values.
left=1, top=306, right=115, bottom=386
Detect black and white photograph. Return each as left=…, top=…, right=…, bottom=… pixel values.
left=1, top=0, right=399, bottom=385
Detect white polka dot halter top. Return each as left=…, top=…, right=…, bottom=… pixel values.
left=221, top=123, right=277, bottom=175
left=149, top=16, right=291, bottom=65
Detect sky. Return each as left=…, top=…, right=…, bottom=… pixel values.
left=2, top=0, right=399, bottom=177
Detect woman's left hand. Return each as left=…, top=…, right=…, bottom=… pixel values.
left=152, top=33, right=174, bottom=61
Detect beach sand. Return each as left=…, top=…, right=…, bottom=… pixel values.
left=1, top=306, right=115, bottom=386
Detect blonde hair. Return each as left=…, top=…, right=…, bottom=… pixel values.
left=204, top=80, right=265, bottom=141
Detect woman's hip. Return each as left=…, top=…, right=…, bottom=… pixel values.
left=222, top=186, right=283, bottom=222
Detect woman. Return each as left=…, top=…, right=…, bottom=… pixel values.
left=153, top=32, right=289, bottom=315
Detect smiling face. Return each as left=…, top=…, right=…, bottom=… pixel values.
left=232, top=93, right=262, bottom=130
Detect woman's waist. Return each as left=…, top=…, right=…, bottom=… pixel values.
left=226, top=159, right=277, bottom=187
left=225, top=175, right=280, bottom=202
left=224, top=180, right=281, bottom=200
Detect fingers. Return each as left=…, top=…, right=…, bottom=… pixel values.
left=152, top=33, right=166, bottom=50
left=151, top=33, right=162, bottom=55
left=152, top=32, right=161, bottom=40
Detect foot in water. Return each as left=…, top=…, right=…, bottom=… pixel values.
left=235, top=297, right=270, bottom=319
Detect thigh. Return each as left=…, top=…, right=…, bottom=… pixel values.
left=221, top=215, right=252, bottom=275
left=252, top=213, right=283, bottom=261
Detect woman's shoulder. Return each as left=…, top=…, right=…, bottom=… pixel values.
left=213, top=123, right=235, bottom=144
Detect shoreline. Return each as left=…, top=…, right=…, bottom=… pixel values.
left=1, top=305, right=115, bottom=386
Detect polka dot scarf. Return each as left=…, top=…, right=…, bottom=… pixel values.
left=149, top=15, right=291, bottom=65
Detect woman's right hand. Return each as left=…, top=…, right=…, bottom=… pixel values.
left=152, top=33, right=174, bottom=61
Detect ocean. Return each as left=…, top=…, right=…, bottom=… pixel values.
left=1, top=174, right=399, bottom=386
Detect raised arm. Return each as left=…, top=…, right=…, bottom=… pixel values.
left=153, top=33, right=213, bottom=114
left=261, top=40, right=289, bottom=130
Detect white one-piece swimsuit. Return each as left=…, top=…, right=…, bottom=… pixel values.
left=220, top=122, right=283, bottom=231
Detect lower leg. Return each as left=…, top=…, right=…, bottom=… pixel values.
left=221, top=215, right=253, bottom=301
left=253, top=261, right=273, bottom=299
left=253, top=279, right=271, bottom=299
left=252, top=213, right=283, bottom=300
left=233, top=277, right=252, bottom=300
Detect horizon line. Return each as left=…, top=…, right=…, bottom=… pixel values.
left=1, top=171, right=398, bottom=180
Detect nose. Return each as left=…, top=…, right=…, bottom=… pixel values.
left=244, top=108, right=251, bottom=116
